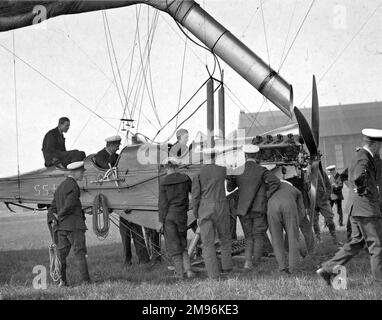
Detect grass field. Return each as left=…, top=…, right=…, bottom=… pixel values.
left=1, top=203, right=382, bottom=300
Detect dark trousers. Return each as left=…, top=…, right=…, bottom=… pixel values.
left=119, top=217, right=149, bottom=264
left=322, top=216, right=382, bottom=279
left=199, top=200, right=233, bottom=278
left=330, top=198, right=343, bottom=225
left=239, top=211, right=268, bottom=264
left=48, top=150, right=86, bottom=167
left=164, top=219, right=187, bottom=257
left=57, top=229, right=89, bottom=283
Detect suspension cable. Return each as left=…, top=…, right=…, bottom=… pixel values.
left=298, top=1, right=382, bottom=107
left=12, top=31, right=21, bottom=201
left=0, top=42, right=117, bottom=130
left=279, top=0, right=316, bottom=72
left=260, top=0, right=271, bottom=67
left=102, top=11, right=125, bottom=112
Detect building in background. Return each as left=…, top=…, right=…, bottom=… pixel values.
left=238, top=101, right=382, bottom=171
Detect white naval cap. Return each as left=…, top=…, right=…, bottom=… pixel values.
left=105, top=135, right=122, bottom=143
left=362, top=128, right=382, bottom=142
left=242, top=144, right=260, bottom=154
left=67, top=161, right=85, bottom=170
left=326, top=165, right=336, bottom=171
left=162, top=156, right=180, bottom=166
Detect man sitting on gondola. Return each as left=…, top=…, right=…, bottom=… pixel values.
left=42, top=117, right=86, bottom=169
left=94, top=135, right=121, bottom=169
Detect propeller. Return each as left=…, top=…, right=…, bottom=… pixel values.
left=311, top=75, right=319, bottom=148
left=293, top=75, right=326, bottom=247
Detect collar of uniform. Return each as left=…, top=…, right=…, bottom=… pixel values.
left=281, top=179, right=293, bottom=186
left=246, top=158, right=258, bottom=164
left=105, top=147, right=113, bottom=156
left=363, top=146, right=374, bottom=158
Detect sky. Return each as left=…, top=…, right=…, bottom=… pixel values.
left=1, top=0, right=382, bottom=177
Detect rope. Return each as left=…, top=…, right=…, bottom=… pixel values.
left=109, top=212, right=172, bottom=264
left=12, top=31, right=21, bottom=201
left=49, top=243, right=61, bottom=283
left=92, top=193, right=110, bottom=239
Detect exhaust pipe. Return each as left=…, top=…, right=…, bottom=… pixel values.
left=149, top=0, right=293, bottom=117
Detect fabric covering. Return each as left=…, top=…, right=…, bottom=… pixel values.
left=0, top=1, right=142, bottom=32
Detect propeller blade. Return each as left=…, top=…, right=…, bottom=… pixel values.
left=309, top=160, right=320, bottom=232
left=294, top=106, right=318, bottom=156
left=311, top=75, right=320, bottom=148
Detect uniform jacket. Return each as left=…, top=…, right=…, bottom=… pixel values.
left=226, top=160, right=280, bottom=216
left=50, top=177, right=87, bottom=231
left=158, top=172, right=191, bottom=229
left=347, top=148, right=381, bottom=217
left=192, top=164, right=227, bottom=219
left=42, top=127, right=66, bottom=166
left=328, top=172, right=344, bottom=200
left=95, top=148, right=118, bottom=169
left=268, top=181, right=305, bottom=221
left=317, top=171, right=332, bottom=205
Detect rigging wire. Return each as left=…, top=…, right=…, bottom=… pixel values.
left=12, top=31, right=21, bottom=201
left=175, top=35, right=188, bottom=129
left=260, top=0, right=271, bottom=67
left=278, top=0, right=316, bottom=72
left=135, top=6, right=161, bottom=127
left=277, top=0, right=298, bottom=72
left=299, top=1, right=382, bottom=107
left=152, top=78, right=210, bottom=141
left=102, top=11, right=125, bottom=112
left=0, top=42, right=118, bottom=131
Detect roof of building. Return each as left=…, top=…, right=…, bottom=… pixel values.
left=239, top=101, right=382, bottom=137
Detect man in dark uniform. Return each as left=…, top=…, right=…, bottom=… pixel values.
left=226, top=144, right=280, bottom=270
left=119, top=216, right=150, bottom=267
left=267, top=180, right=305, bottom=273
left=42, top=117, right=86, bottom=168
left=192, top=148, right=233, bottom=279
left=327, top=165, right=344, bottom=226
left=158, top=157, right=194, bottom=279
left=169, top=128, right=190, bottom=159
left=317, top=129, right=382, bottom=284
left=94, top=135, right=121, bottom=169
left=313, top=170, right=339, bottom=245
left=49, top=161, right=90, bottom=286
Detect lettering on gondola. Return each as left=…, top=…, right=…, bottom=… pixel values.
left=33, top=184, right=57, bottom=197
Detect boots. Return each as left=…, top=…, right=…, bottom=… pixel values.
left=328, top=223, right=341, bottom=246
left=182, top=251, right=195, bottom=278
left=172, top=254, right=184, bottom=279
left=59, top=262, right=68, bottom=287
left=244, top=239, right=254, bottom=270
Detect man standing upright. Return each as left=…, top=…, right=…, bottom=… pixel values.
left=313, top=170, right=339, bottom=245
left=49, top=161, right=90, bottom=286
left=42, top=117, right=86, bottom=169
left=317, top=129, right=382, bottom=284
left=192, top=148, right=233, bottom=279
left=327, top=165, right=344, bottom=226
left=226, top=144, right=280, bottom=270
left=158, top=157, right=194, bottom=279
